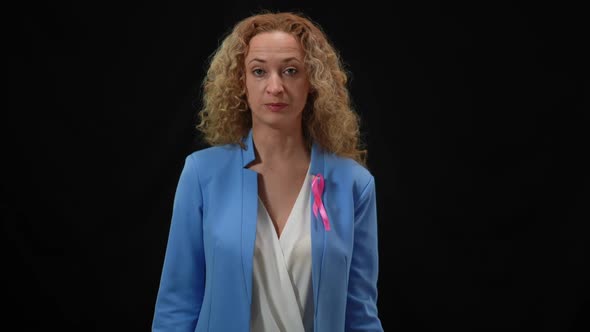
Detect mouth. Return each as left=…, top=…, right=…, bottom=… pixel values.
left=265, top=103, right=288, bottom=112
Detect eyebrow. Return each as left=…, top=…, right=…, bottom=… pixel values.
left=247, top=57, right=302, bottom=65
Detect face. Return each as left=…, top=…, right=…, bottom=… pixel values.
left=244, top=31, right=311, bottom=130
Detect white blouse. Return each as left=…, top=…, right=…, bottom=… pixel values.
left=250, top=171, right=314, bottom=332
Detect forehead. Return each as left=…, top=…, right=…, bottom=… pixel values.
left=245, top=31, right=304, bottom=60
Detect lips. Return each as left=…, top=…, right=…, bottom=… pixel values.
left=265, top=103, right=288, bottom=112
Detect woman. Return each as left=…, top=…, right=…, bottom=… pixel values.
left=152, top=11, right=383, bottom=332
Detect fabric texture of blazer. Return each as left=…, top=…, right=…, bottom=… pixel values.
left=152, top=129, right=383, bottom=331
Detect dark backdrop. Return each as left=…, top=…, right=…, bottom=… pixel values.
left=8, top=1, right=588, bottom=331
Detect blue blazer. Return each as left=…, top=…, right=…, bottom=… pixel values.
left=153, top=130, right=383, bottom=331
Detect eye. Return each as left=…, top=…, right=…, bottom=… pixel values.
left=252, top=68, right=265, bottom=77
left=284, top=67, right=298, bottom=76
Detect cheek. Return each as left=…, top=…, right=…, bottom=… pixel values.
left=244, top=81, right=255, bottom=102
left=245, top=93, right=256, bottom=109
left=299, top=78, right=311, bottom=93
left=245, top=79, right=263, bottom=96
left=296, top=82, right=311, bottom=99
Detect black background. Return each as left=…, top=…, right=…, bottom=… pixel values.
left=8, top=1, right=588, bottom=331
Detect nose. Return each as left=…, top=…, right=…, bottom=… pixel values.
left=266, top=73, right=284, bottom=95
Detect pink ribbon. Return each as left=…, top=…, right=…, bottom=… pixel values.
left=312, top=174, right=330, bottom=231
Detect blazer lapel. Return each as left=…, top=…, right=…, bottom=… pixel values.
left=239, top=130, right=328, bottom=312
left=309, top=142, right=327, bottom=313
left=241, top=130, right=258, bottom=301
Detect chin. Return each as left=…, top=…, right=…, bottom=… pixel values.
left=255, top=117, right=300, bottom=130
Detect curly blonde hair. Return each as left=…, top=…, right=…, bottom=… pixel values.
left=197, top=11, right=367, bottom=166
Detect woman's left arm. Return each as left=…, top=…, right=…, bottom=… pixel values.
left=345, top=176, right=384, bottom=332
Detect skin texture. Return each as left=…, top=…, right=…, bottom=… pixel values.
left=244, top=31, right=312, bottom=237
left=197, top=12, right=367, bottom=167
left=245, top=31, right=311, bottom=132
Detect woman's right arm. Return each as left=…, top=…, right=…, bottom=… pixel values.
left=152, top=155, right=206, bottom=331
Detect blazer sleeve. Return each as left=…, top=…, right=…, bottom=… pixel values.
left=152, top=155, right=205, bottom=331
left=345, top=176, right=384, bottom=331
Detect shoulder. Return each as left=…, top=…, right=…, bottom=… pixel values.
left=323, top=153, right=375, bottom=199
left=183, top=143, right=243, bottom=175
left=324, top=152, right=373, bottom=182
left=186, top=143, right=241, bottom=161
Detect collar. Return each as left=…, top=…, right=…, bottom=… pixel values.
left=241, top=128, right=325, bottom=176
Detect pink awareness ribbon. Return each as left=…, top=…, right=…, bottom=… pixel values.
left=312, top=174, right=330, bottom=231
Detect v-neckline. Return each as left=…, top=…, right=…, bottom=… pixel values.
left=258, top=164, right=310, bottom=240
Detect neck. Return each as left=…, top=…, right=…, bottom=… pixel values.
left=251, top=124, right=309, bottom=165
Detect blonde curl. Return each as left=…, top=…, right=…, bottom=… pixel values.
left=197, top=11, right=367, bottom=166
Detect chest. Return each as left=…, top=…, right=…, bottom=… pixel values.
left=256, top=168, right=309, bottom=237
